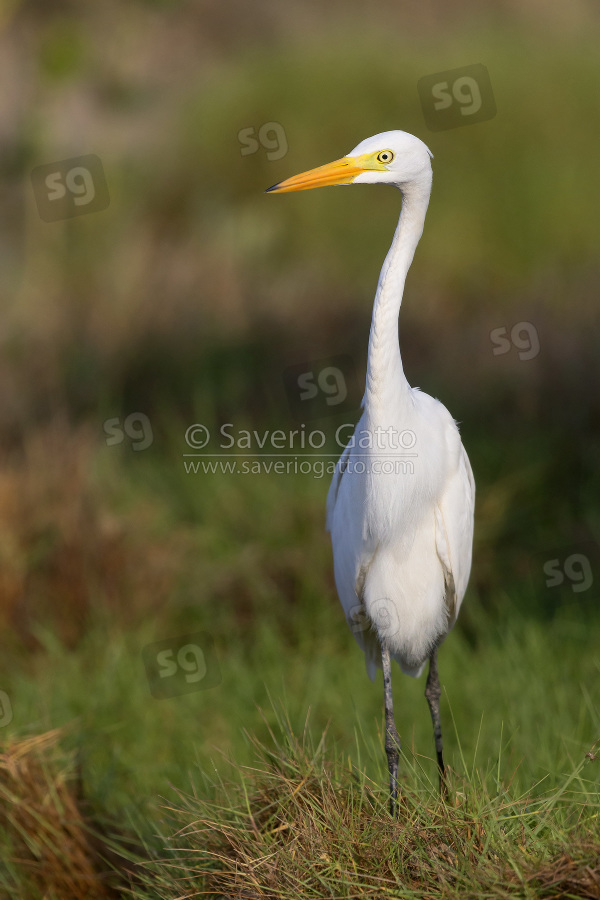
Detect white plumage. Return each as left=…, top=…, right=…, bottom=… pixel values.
left=268, top=130, right=475, bottom=808
left=327, top=393, right=474, bottom=680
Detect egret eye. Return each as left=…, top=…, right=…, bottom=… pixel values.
left=376, top=150, right=395, bottom=164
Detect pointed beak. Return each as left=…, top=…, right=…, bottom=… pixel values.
left=266, top=155, right=367, bottom=193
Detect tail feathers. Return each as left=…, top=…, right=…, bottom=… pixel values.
left=365, top=656, right=378, bottom=682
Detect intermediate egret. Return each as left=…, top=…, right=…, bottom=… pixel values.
left=267, top=131, right=475, bottom=814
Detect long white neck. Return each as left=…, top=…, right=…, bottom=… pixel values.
left=364, top=173, right=432, bottom=415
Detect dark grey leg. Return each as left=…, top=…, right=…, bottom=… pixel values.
left=381, top=642, right=401, bottom=817
left=425, top=647, right=446, bottom=795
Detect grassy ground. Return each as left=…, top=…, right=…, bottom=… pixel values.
left=1, top=3, right=600, bottom=897
left=0, top=422, right=598, bottom=897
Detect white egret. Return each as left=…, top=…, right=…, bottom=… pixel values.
left=267, top=131, right=475, bottom=814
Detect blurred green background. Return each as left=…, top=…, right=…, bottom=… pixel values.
left=0, top=0, right=599, bottom=852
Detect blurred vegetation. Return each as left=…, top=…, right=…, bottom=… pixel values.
left=0, top=0, right=599, bottom=895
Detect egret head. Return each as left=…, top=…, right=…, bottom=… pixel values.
left=266, top=130, right=432, bottom=195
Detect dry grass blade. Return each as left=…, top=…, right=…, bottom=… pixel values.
left=0, top=420, right=185, bottom=651
left=0, top=728, right=119, bottom=899
left=129, top=716, right=600, bottom=899
left=524, top=846, right=600, bottom=900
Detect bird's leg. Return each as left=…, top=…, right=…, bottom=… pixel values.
left=381, top=642, right=401, bottom=817
left=425, top=647, right=446, bottom=796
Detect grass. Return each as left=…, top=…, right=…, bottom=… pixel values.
left=2, top=713, right=598, bottom=898
left=132, top=716, right=600, bottom=899
left=1, top=2, right=600, bottom=896
left=0, top=420, right=598, bottom=897
left=0, top=729, right=120, bottom=899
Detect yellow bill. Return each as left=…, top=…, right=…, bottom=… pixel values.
left=266, top=154, right=373, bottom=193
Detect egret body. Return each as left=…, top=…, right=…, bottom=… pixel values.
left=267, top=131, right=475, bottom=814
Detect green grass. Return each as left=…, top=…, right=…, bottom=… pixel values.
left=126, top=711, right=599, bottom=899
left=1, top=5, right=600, bottom=896
left=1, top=396, right=599, bottom=894
left=1, top=430, right=598, bottom=896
